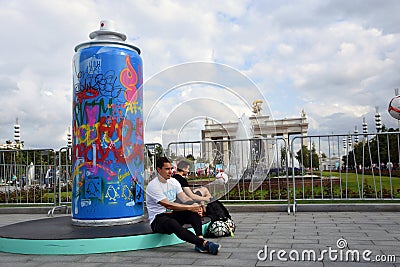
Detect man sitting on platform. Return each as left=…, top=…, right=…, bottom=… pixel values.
left=173, top=159, right=212, bottom=203
left=146, top=157, right=221, bottom=255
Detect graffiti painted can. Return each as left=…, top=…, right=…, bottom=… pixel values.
left=72, top=20, right=144, bottom=226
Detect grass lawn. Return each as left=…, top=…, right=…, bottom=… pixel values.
left=295, top=171, right=400, bottom=199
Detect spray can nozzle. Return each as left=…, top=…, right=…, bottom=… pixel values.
left=89, top=20, right=127, bottom=41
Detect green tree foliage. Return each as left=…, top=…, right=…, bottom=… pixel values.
left=295, top=143, right=320, bottom=169
left=185, top=154, right=195, bottom=162
left=147, top=144, right=164, bottom=165
left=343, top=126, right=399, bottom=168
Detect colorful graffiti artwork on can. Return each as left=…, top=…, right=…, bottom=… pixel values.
left=72, top=45, right=144, bottom=222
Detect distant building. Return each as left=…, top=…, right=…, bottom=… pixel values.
left=0, top=118, right=24, bottom=150
left=201, top=112, right=308, bottom=141
left=320, top=154, right=341, bottom=171
left=201, top=102, right=308, bottom=168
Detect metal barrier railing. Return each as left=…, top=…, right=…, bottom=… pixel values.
left=290, top=132, right=400, bottom=213
left=0, top=139, right=290, bottom=210
left=0, top=149, right=56, bottom=205
left=2, top=132, right=399, bottom=214
left=144, top=143, right=164, bottom=184
left=47, top=147, right=73, bottom=216
left=167, top=137, right=291, bottom=213
left=0, top=144, right=163, bottom=208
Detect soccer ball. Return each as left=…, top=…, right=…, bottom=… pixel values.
left=216, top=172, right=228, bottom=184
left=225, top=218, right=236, bottom=233
left=388, top=96, right=400, bottom=120
left=207, top=221, right=230, bottom=237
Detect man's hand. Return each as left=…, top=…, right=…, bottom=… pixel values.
left=200, top=202, right=206, bottom=215
left=188, top=203, right=203, bottom=217
left=204, top=196, right=212, bottom=202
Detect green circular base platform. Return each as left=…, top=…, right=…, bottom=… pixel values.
left=0, top=216, right=210, bottom=255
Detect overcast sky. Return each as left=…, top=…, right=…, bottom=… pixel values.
left=1, top=0, right=400, bottom=150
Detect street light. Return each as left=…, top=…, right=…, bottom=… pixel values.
left=347, top=133, right=352, bottom=149
left=375, top=106, right=382, bottom=132
left=354, top=126, right=359, bottom=144
left=67, top=127, right=72, bottom=147
left=362, top=117, right=368, bottom=139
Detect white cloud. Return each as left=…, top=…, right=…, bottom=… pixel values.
left=277, top=44, right=294, bottom=56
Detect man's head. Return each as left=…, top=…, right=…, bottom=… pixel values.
left=177, top=160, right=190, bottom=176
left=156, top=157, right=173, bottom=179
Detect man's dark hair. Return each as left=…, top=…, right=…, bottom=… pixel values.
left=177, top=160, right=190, bottom=172
left=156, top=157, right=171, bottom=169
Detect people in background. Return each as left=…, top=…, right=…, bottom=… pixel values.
left=173, top=160, right=212, bottom=203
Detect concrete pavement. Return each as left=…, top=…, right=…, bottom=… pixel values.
left=0, top=211, right=399, bottom=266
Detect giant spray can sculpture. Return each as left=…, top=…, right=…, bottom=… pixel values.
left=72, top=20, right=144, bottom=226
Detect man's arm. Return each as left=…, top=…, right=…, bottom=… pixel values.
left=182, top=187, right=211, bottom=202
left=158, top=196, right=202, bottom=214
left=176, top=191, right=206, bottom=215
left=176, top=190, right=195, bottom=203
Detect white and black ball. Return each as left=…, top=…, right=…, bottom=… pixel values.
left=208, top=221, right=230, bottom=237
left=388, top=95, right=400, bottom=120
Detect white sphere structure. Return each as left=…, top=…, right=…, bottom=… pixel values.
left=388, top=95, right=400, bottom=120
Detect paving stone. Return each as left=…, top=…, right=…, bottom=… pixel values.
left=138, top=256, right=197, bottom=265
left=324, top=261, right=396, bottom=267
left=1, top=211, right=400, bottom=267
left=194, top=258, right=258, bottom=266
left=41, top=263, right=102, bottom=267
left=372, top=240, right=400, bottom=246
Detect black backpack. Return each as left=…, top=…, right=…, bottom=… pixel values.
left=204, top=200, right=235, bottom=237
left=205, top=200, right=231, bottom=222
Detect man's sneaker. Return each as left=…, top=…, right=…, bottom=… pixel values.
left=195, top=245, right=208, bottom=253
left=205, top=241, right=221, bottom=255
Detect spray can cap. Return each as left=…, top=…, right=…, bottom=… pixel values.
left=89, top=20, right=127, bottom=41
left=75, top=20, right=140, bottom=54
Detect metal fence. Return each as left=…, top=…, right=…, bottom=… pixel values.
left=290, top=132, right=400, bottom=212
left=0, top=149, right=58, bottom=205
left=166, top=138, right=291, bottom=209
left=1, top=132, right=399, bottom=213
left=0, top=144, right=163, bottom=207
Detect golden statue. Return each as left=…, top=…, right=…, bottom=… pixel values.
left=252, top=100, right=263, bottom=115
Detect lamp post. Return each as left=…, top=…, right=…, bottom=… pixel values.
left=362, top=117, right=368, bottom=140
left=375, top=106, right=382, bottom=132
left=354, top=126, right=359, bottom=144
left=67, top=127, right=72, bottom=148
left=347, top=133, right=352, bottom=149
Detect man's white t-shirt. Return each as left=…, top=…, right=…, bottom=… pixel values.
left=146, top=176, right=183, bottom=224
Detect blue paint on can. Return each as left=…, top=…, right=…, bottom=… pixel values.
left=72, top=21, right=143, bottom=225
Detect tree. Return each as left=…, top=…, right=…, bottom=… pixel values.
left=151, top=144, right=165, bottom=163
left=342, top=127, right=399, bottom=169
left=295, top=143, right=320, bottom=169
left=186, top=154, right=195, bottom=162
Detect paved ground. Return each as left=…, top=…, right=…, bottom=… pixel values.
left=0, top=211, right=399, bottom=266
